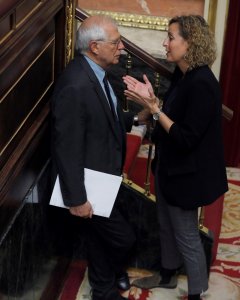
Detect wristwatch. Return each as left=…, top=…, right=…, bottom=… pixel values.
left=133, top=115, right=139, bottom=126
left=152, top=110, right=161, bottom=121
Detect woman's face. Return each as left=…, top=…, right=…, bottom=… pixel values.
left=163, top=22, right=189, bottom=71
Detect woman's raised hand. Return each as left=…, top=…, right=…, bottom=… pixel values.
left=123, top=74, right=159, bottom=113
left=123, top=74, right=153, bottom=98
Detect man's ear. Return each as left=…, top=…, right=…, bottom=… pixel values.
left=89, top=41, right=99, bottom=55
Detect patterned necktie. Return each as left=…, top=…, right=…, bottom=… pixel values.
left=103, top=74, right=118, bottom=121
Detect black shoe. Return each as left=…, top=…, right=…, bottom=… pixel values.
left=116, top=272, right=130, bottom=291
left=188, top=294, right=201, bottom=300
left=92, top=289, right=128, bottom=300
left=92, top=296, right=128, bottom=300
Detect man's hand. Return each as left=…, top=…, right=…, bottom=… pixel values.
left=69, top=201, right=93, bottom=218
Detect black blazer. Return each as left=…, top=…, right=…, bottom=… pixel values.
left=51, top=55, right=133, bottom=207
left=152, top=65, right=228, bottom=209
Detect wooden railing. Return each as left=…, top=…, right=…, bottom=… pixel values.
left=75, top=7, right=233, bottom=121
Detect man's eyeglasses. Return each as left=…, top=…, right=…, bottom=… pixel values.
left=95, top=38, right=123, bottom=47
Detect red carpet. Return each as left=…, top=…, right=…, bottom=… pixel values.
left=59, top=261, right=87, bottom=300
left=210, top=178, right=240, bottom=286
left=58, top=128, right=240, bottom=300
left=58, top=170, right=240, bottom=299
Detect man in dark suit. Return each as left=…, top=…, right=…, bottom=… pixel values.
left=51, top=15, right=141, bottom=300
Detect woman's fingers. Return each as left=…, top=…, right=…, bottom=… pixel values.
left=149, top=88, right=155, bottom=98
left=124, top=90, right=138, bottom=100
left=123, top=81, right=135, bottom=91
left=124, top=91, right=150, bottom=108
left=123, top=75, right=137, bottom=82
left=123, top=75, right=138, bottom=85
left=143, top=74, right=150, bottom=84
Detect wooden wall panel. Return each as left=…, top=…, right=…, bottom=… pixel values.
left=0, top=36, right=54, bottom=167
left=0, top=21, right=54, bottom=100
left=0, top=1, right=77, bottom=297
left=0, top=0, right=70, bottom=240
left=0, top=13, right=12, bottom=41
left=16, top=0, right=41, bottom=25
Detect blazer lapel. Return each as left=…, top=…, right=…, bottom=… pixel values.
left=79, top=55, right=122, bottom=145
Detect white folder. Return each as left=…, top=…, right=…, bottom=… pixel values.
left=49, top=168, right=122, bottom=218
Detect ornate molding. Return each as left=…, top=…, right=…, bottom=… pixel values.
left=83, top=2, right=218, bottom=33
left=85, top=9, right=169, bottom=31
left=208, top=0, right=218, bottom=32
left=65, top=0, right=76, bottom=65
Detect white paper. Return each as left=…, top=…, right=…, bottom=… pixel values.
left=49, top=168, right=122, bottom=218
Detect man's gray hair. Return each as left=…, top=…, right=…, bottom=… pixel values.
left=75, top=15, right=118, bottom=54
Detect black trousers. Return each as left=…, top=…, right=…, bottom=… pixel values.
left=85, top=203, right=135, bottom=298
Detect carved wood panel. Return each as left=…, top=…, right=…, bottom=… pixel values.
left=0, top=0, right=75, bottom=239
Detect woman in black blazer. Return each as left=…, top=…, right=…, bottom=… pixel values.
left=123, top=15, right=228, bottom=300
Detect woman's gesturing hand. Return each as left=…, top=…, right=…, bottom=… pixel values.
left=123, top=74, right=153, bottom=98
left=123, top=74, right=160, bottom=114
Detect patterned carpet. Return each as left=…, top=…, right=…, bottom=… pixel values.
left=59, top=168, right=240, bottom=300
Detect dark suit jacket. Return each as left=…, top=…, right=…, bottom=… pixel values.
left=152, top=65, right=228, bottom=209
left=51, top=55, right=133, bottom=207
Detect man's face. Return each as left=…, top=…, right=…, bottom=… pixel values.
left=92, top=25, right=125, bottom=69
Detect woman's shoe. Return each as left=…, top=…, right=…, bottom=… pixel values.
left=131, top=271, right=177, bottom=289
